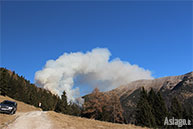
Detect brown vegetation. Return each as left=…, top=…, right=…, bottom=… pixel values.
left=82, top=88, right=124, bottom=123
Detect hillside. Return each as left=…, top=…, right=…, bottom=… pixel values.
left=0, top=96, right=147, bottom=129
left=0, top=95, right=41, bottom=128
left=1, top=67, right=192, bottom=128
left=105, top=72, right=193, bottom=123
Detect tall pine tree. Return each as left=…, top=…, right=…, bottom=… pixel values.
left=148, top=89, right=168, bottom=127
left=136, top=87, right=156, bottom=127
left=0, top=69, right=9, bottom=96
left=170, top=97, right=183, bottom=119
left=55, top=91, right=68, bottom=113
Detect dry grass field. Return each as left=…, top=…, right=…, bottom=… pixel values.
left=48, top=111, right=148, bottom=129
left=0, top=96, right=148, bottom=129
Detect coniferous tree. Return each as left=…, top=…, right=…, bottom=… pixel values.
left=67, top=102, right=82, bottom=116
left=61, top=91, right=68, bottom=108
left=7, top=71, right=15, bottom=97
left=109, top=93, right=124, bottom=123
left=82, top=88, right=104, bottom=119
left=155, top=91, right=168, bottom=127
left=55, top=91, right=68, bottom=113
left=136, top=87, right=156, bottom=127
left=170, top=97, right=183, bottom=119
left=0, top=69, right=9, bottom=96
left=82, top=88, right=124, bottom=123
left=148, top=88, right=156, bottom=107
left=148, top=89, right=168, bottom=127
left=188, top=107, right=193, bottom=128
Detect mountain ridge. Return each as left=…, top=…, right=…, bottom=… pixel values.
left=104, top=71, right=193, bottom=123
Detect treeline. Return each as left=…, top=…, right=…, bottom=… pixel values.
left=0, top=67, right=124, bottom=123
left=135, top=87, right=193, bottom=128
left=0, top=68, right=81, bottom=115
left=81, top=87, right=193, bottom=128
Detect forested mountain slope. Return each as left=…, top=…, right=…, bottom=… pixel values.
left=106, top=72, right=193, bottom=123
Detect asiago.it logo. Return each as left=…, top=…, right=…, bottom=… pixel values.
left=164, top=117, right=191, bottom=127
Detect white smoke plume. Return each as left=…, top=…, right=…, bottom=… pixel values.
left=35, top=48, right=153, bottom=102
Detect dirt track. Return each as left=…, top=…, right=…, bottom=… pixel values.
left=0, top=96, right=41, bottom=129
left=4, top=111, right=52, bottom=129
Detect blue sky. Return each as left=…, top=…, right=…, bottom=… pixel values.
left=1, top=1, right=192, bottom=84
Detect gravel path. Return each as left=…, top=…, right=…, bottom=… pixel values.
left=4, top=111, right=53, bottom=129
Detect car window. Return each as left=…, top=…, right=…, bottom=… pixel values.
left=1, top=101, right=15, bottom=106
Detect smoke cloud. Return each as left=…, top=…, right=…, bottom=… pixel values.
left=35, top=48, right=153, bottom=102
